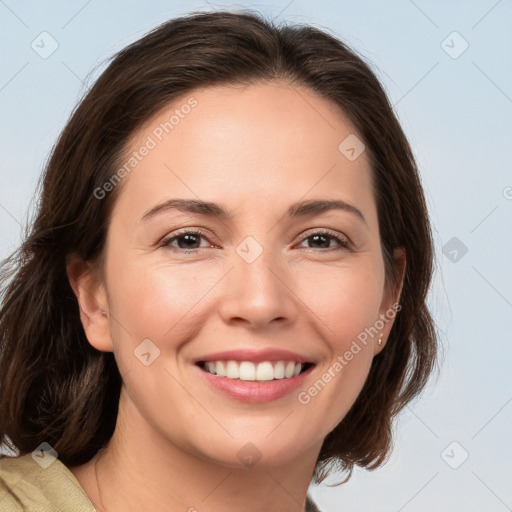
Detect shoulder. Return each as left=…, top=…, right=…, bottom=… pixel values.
left=0, top=452, right=96, bottom=511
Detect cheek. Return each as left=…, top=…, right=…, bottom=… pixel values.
left=293, top=262, right=383, bottom=428
left=105, top=255, right=227, bottom=355
left=295, top=259, right=384, bottom=348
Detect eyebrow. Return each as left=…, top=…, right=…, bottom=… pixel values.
left=141, top=198, right=367, bottom=225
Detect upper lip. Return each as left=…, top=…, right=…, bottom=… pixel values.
left=195, top=348, right=314, bottom=364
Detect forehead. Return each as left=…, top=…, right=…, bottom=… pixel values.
left=114, top=82, right=375, bottom=222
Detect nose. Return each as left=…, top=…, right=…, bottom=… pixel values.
left=217, top=247, right=298, bottom=330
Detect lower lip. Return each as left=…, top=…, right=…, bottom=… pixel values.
left=197, top=365, right=314, bottom=403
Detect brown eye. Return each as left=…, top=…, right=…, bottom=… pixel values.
left=298, top=231, right=350, bottom=250
left=160, top=229, right=212, bottom=251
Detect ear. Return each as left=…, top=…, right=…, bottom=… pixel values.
left=374, top=247, right=406, bottom=355
left=66, top=253, right=113, bottom=352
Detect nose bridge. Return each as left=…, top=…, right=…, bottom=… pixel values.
left=217, top=234, right=297, bottom=328
left=239, top=240, right=282, bottom=295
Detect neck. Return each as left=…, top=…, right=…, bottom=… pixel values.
left=71, top=387, right=320, bottom=512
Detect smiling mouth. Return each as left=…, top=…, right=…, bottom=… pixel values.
left=196, top=360, right=314, bottom=381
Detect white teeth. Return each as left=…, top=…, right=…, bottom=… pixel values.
left=202, top=360, right=306, bottom=381
left=216, top=361, right=226, bottom=377
left=284, top=361, right=295, bottom=378
left=274, top=361, right=285, bottom=379
left=239, top=361, right=256, bottom=381
left=226, top=360, right=239, bottom=379
left=256, top=361, right=274, bottom=381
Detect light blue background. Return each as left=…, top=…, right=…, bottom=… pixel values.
left=1, top=1, right=511, bottom=510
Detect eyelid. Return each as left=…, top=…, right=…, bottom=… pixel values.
left=297, top=227, right=348, bottom=242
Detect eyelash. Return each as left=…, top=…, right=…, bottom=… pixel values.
left=159, top=228, right=351, bottom=253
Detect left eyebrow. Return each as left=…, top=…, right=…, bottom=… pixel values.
left=286, top=199, right=367, bottom=225
left=140, top=198, right=367, bottom=226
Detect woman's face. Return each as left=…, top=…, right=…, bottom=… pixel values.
left=89, top=82, right=402, bottom=468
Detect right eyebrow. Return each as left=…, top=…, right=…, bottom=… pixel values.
left=141, top=198, right=230, bottom=223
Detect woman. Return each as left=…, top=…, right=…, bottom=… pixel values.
left=0, top=10, right=437, bottom=512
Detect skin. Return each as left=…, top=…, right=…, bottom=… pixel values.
left=67, top=81, right=405, bottom=512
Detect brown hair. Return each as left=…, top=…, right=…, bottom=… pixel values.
left=0, top=10, right=437, bottom=482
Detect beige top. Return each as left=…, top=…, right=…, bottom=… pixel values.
left=0, top=453, right=321, bottom=511
left=0, top=453, right=95, bottom=511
